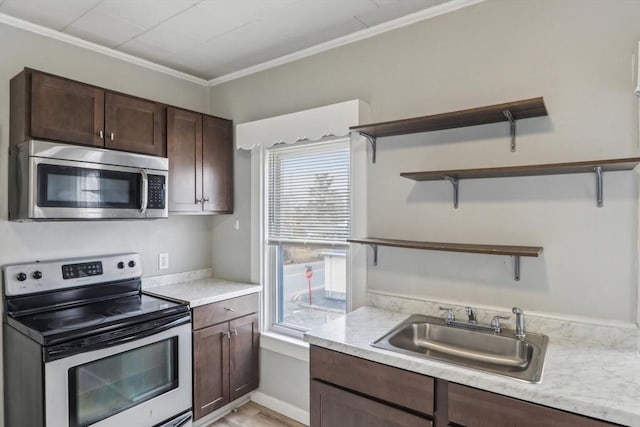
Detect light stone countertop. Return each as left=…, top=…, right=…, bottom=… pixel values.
left=304, top=306, right=640, bottom=426
left=143, top=277, right=261, bottom=308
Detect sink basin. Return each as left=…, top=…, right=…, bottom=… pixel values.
left=371, top=314, right=548, bottom=383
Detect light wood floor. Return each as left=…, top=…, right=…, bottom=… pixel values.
left=207, top=402, right=306, bottom=427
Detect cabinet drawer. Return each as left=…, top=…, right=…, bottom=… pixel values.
left=311, top=380, right=432, bottom=427
left=310, top=346, right=434, bottom=416
left=193, top=293, right=259, bottom=330
left=448, top=383, right=616, bottom=427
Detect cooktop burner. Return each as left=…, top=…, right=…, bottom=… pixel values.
left=10, top=293, right=187, bottom=345
left=44, top=313, right=106, bottom=330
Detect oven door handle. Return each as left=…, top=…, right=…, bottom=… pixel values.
left=44, top=314, right=190, bottom=362
left=140, top=169, right=149, bottom=214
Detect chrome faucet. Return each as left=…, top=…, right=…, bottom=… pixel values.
left=440, top=306, right=507, bottom=334
left=512, top=307, right=526, bottom=339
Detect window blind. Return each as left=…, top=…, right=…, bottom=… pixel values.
left=267, top=139, right=350, bottom=245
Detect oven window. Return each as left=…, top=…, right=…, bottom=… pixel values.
left=68, top=337, right=178, bottom=427
left=37, top=164, right=141, bottom=209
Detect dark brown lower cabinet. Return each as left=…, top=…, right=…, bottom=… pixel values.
left=311, top=380, right=432, bottom=427
left=310, top=346, right=434, bottom=426
left=192, top=296, right=259, bottom=421
left=447, top=383, right=616, bottom=427
left=193, top=322, right=229, bottom=418
left=309, top=345, right=617, bottom=427
left=229, top=314, right=260, bottom=400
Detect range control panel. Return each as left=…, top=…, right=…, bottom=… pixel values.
left=3, top=253, right=142, bottom=296
left=62, top=261, right=104, bottom=280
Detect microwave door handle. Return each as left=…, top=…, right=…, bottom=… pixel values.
left=140, top=169, right=148, bottom=214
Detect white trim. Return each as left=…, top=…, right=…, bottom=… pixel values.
left=208, top=0, right=485, bottom=86
left=191, top=395, right=252, bottom=427
left=635, top=41, right=640, bottom=96
left=0, top=13, right=208, bottom=86
left=260, top=331, right=309, bottom=362
left=251, top=391, right=310, bottom=426
left=236, top=99, right=367, bottom=150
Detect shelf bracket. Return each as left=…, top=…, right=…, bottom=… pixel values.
left=367, top=244, right=379, bottom=266
left=358, top=132, right=377, bottom=164
left=593, top=166, right=603, bottom=207
left=503, top=109, right=516, bottom=152
left=514, top=256, right=521, bottom=281
left=443, top=176, right=459, bottom=209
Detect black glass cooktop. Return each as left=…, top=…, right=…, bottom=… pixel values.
left=8, top=293, right=188, bottom=345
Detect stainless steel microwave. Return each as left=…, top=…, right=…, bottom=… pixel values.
left=9, top=140, right=168, bottom=221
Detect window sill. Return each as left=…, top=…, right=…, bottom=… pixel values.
left=260, top=331, right=310, bottom=362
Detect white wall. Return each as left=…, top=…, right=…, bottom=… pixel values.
left=0, top=22, right=213, bottom=427
left=209, top=0, right=640, bottom=322
left=208, top=0, right=640, bottom=419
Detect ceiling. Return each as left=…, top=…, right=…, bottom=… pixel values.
left=0, top=0, right=457, bottom=82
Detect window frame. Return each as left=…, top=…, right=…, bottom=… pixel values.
left=264, top=137, right=352, bottom=339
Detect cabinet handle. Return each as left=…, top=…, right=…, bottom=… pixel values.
left=195, top=198, right=202, bottom=204
left=223, top=331, right=231, bottom=339
left=224, top=307, right=235, bottom=312
left=231, top=329, right=238, bottom=336
left=98, top=130, right=104, bottom=139
left=109, top=132, right=114, bottom=141
left=202, top=197, right=210, bottom=203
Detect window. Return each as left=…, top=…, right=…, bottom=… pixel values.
left=266, top=138, right=350, bottom=336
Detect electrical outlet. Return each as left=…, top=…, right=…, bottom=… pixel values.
left=159, top=253, right=169, bottom=270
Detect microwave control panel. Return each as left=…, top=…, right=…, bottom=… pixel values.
left=147, top=175, right=166, bottom=210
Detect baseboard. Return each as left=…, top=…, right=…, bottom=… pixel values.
left=251, top=391, right=310, bottom=426
left=191, top=395, right=251, bottom=427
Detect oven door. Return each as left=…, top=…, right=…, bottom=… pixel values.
left=29, top=157, right=167, bottom=220
left=44, top=321, right=191, bottom=427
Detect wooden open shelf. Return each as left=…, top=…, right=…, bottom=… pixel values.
left=400, top=157, right=640, bottom=208
left=350, top=97, right=547, bottom=139
left=400, top=157, right=640, bottom=181
left=348, top=238, right=542, bottom=281
left=348, top=237, right=542, bottom=257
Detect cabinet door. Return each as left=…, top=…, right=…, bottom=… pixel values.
left=447, top=383, right=615, bottom=427
left=167, top=107, right=203, bottom=212
left=104, top=92, right=166, bottom=156
left=229, top=314, right=259, bottom=400
left=202, top=115, right=233, bottom=213
left=30, top=71, right=104, bottom=147
left=310, top=380, right=431, bottom=427
left=193, top=323, right=229, bottom=420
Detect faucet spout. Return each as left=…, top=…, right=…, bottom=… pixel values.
left=512, top=307, right=526, bottom=339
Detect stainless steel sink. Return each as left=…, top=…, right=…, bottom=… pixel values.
left=371, top=314, right=548, bottom=383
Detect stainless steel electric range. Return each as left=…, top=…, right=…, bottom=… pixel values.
left=2, top=253, right=192, bottom=427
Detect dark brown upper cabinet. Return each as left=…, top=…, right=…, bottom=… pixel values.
left=104, top=92, right=165, bottom=156
left=202, top=115, right=233, bottom=213
left=10, top=68, right=166, bottom=157
left=167, top=106, right=233, bottom=214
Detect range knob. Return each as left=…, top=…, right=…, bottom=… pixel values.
left=128, top=260, right=136, bottom=268
left=117, top=262, right=125, bottom=269
left=16, top=272, right=27, bottom=282
left=32, top=271, right=42, bottom=280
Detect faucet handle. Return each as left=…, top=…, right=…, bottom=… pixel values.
left=490, top=315, right=510, bottom=333
left=439, top=306, right=455, bottom=322
left=465, top=306, right=477, bottom=324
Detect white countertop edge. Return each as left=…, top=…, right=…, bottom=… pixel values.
left=186, top=285, right=262, bottom=308
left=304, top=307, right=640, bottom=426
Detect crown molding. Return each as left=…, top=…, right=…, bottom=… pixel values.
left=207, top=0, right=485, bottom=87
left=0, top=12, right=208, bottom=86
left=0, top=0, right=483, bottom=89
